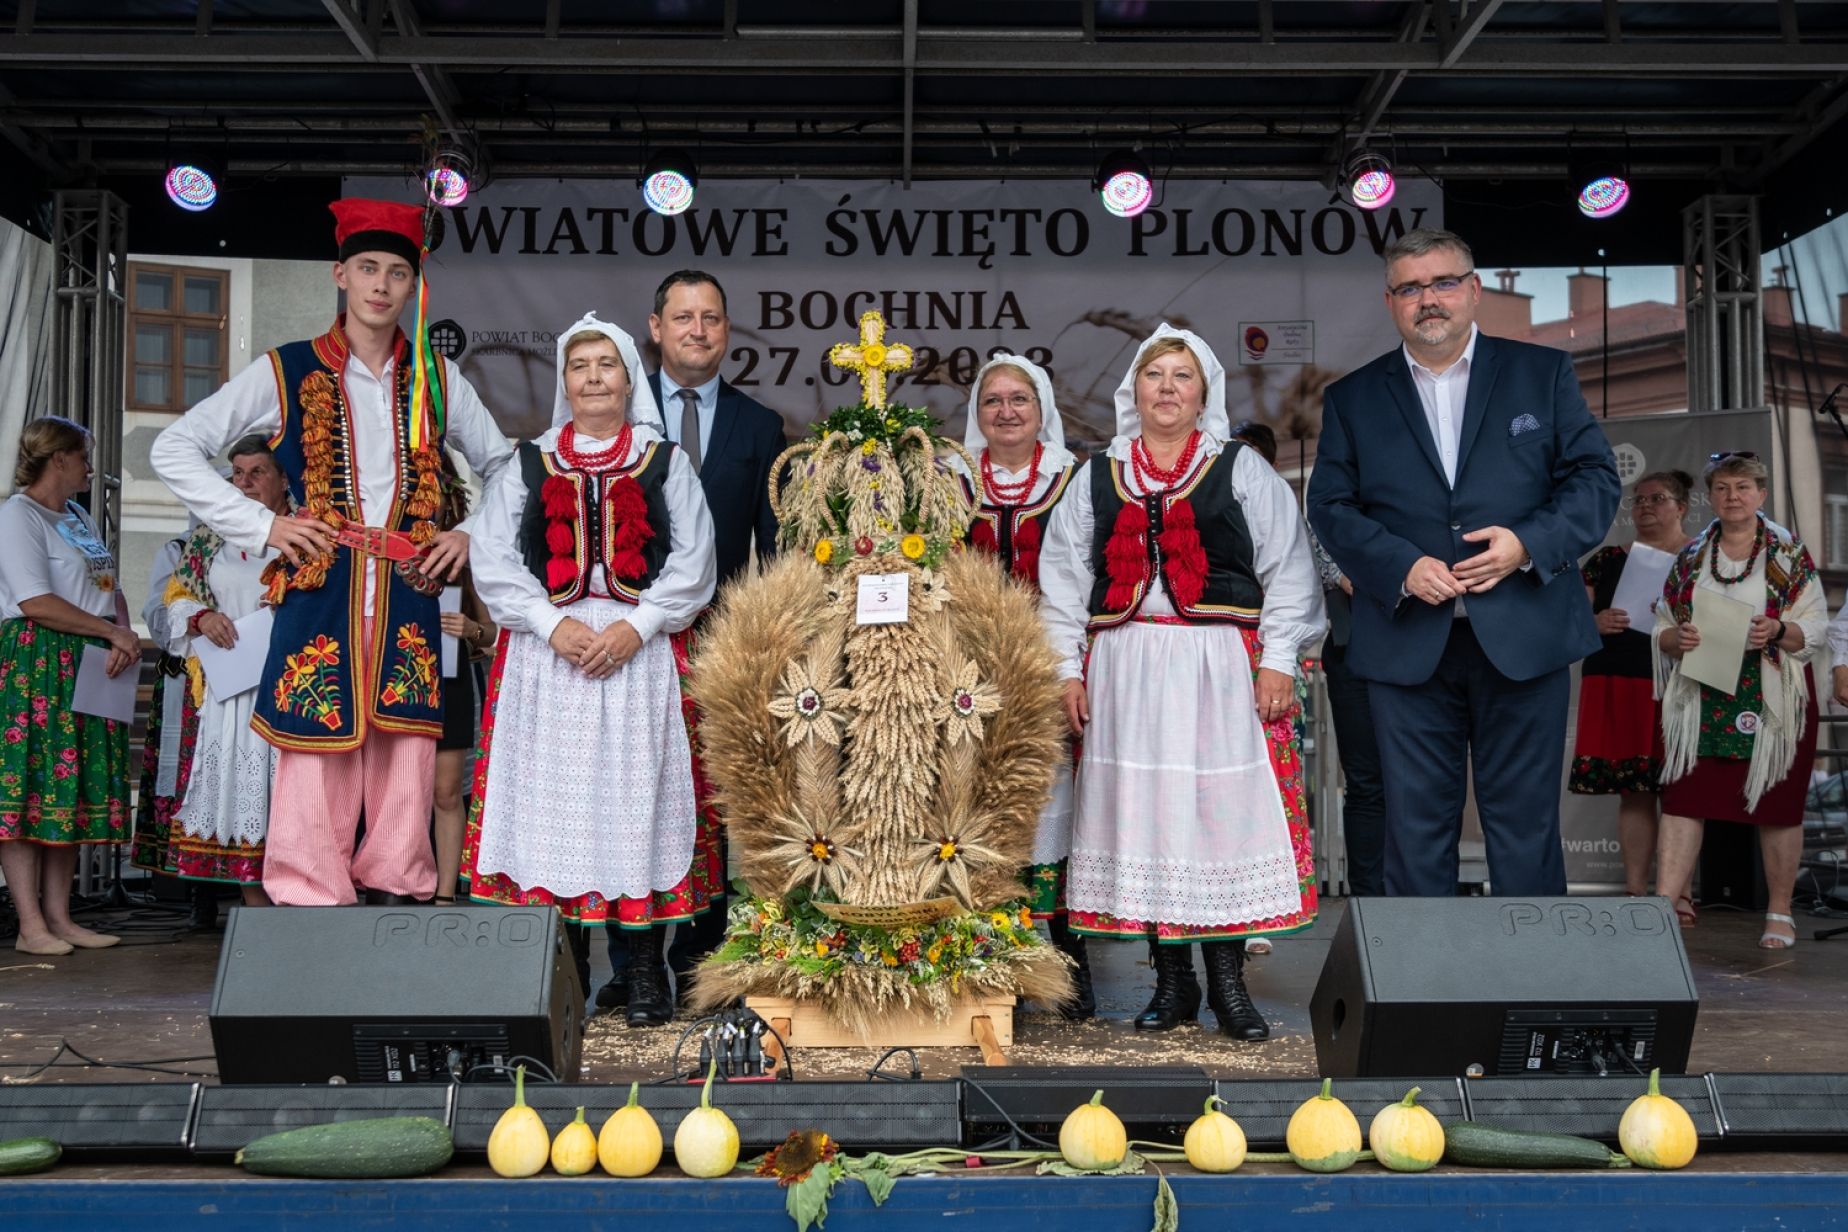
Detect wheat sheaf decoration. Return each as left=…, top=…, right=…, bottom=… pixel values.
left=687, top=312, right=1071, bottom=1036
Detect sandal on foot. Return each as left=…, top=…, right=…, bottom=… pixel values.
left=1674, top=896, right=1697, bottom=929
left=1759, top=913, right=1797, bottom=950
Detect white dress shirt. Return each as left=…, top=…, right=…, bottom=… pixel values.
left=1402, top=323, right=1479, bottom=489
left=658, top=372, right=719, bottom=465
left=1828, top=603, right=1848, bottom=672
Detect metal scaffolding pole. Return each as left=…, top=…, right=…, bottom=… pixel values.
left=50, top=189, right=128, bottom=558
left=1682, top=194, right=1764, bottom=415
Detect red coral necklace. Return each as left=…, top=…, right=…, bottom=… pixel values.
left=1130, top=430, right=1202, bottom=491
left=981, top=443, right=1042, bottom=505
left=557, top=420, right=634, bottom=472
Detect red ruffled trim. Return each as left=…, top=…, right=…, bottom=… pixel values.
left=1102, top=501, right=1149, bottom=612
left=1158, top=497, right=1208, bottom=611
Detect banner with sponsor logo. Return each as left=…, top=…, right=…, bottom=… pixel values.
left=345, top=176, right=1439, bottom=447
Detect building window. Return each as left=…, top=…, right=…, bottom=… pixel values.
left=1827, top=468, right=1848, bottom=571
left=126, top=263, right=229, bottom=412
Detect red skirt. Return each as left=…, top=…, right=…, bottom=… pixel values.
left=1659, top=675, right=1818, bottom=827
left=1569, top=673, right=1664, bottom=795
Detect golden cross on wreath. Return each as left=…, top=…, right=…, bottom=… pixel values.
left=828, top=311, right=914, bottom=410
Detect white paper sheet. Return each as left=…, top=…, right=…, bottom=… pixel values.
left=1682, top=587, right=1758, bottom=695
left=1610, top=543, right=1675, bottom=627
left=440, top=586, right=463, bottom=678
left=72, top=644, right=139, bottom=723
left=192, top=607, right=274, bottom=700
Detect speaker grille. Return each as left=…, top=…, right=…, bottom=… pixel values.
left=191, top=1084, right=453, bottom=1153
left=960, top=1066, right=1210, bottom=1142
left=1463, top=1074, right=1720, bottom=1140
left=1213, top=1078, right=1466, bottom=1149
left=1710, top=1073, right=1848, bottom=1141
left=0, top=1083, right=197, bottom=1152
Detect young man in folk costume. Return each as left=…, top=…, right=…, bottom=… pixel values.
left=949, top=353, right=1093, bottom=1019
left=151, top=199, right=513, bottom=906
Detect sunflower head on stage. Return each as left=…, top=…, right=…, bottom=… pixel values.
left=688, top=311, right=1071, bottom=1036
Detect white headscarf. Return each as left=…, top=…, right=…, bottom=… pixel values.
left=550, top=311, right=664, bottom=433
left=962, top=352, right=1076, bottom=475
left=1111, top=323, right=1229, bottom=445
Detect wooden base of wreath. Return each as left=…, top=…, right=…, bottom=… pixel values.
left=746, top=995, right=1014, bottom=1070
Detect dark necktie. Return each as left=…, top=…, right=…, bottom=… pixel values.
left=678, top=389, right=702, bottom=472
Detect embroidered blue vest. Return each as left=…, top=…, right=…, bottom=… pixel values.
left=251, top=324, right=448, bottom=752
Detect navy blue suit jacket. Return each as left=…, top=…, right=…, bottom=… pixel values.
left=1306, top=334, right=1619, bottom=686
left=649, top=372, right=788, bottom=587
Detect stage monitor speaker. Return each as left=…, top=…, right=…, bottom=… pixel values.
left=209, top=905, right=582, bottom=1085
left=453, top=1080, right=961, bottom=1153
left=0, top=1083, right=198, bottom=1155
left=1463, top=1074, right=1720, bottom=1142
left=191, top=1084, right=454, bottom=1154
left=1309, top=897, right=1698, bottom=1078
left=1709, top=1073, right=1848, bottom=1148
left=959, top=1066, right=1211, bottom=1147
left=1212, top=1078, right=1467, bottom=1150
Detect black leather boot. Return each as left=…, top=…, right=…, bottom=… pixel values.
left=1133, top=941, right=1201, bottom=1031
left=623, top=926, right=673, bottom=1028
left=1201, top=940, right=1270, bottom=1041
left=1047, top=916, right=1096, bottom=1021
left=187, top=884, right=219, bottom=932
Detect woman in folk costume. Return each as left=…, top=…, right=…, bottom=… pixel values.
left=1653, top=452, right=1828, bottom=951
left=129, top=533, right=195, bottom=887
left=948, top=353, right=1092, bottom=1019
left=1040, top=325, right=1324, bottom=1041
left=160, top=436, right=290, bottom=907
left=465, top=312, right=719, bottom=1025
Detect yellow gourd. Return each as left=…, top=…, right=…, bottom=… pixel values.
left=1368, top=1087, right=1445, bottom=1172
left=486, top=1065, right=551, bottom=1178
left=1059, top=1090, right=1128, bottom=1171
left=549, top=1107, right=598, bottom=1176
left=1183, top=1095, right=1247, bottom=1173
left=598, top=1081, right=663, bottom=1177
left=672, top=1059, right=740, bottom=1178
left=1287, top=1078, right=1363, bottom=1173
left=1618, top=1068, right=1698, bottom=1170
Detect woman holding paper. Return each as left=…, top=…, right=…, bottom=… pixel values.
left=1654, top=452, right=1828, bottom=950
left=163, top=435, right=290, bottom=907
left=0, top=416, right=137, bottom=955
left=1569, top=469, right=1694, bottom=900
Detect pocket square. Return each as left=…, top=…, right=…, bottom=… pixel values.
left=1509, top=413, right=1541, bottom=437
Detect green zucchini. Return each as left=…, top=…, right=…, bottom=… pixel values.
left=235, top=1115, right=453, bottom=1179
left=1444, top=1122, right=1629, bottom=1169
left=0, top=1136, right=61, bottom=1176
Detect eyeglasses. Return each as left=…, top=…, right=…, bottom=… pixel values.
left=1389, top=271, right=1476, bottom=300
left=1632, top=493, right=1679, bottom=507
left=1708, top=450, right=1758, bottom=462
left=979, top=393, right=1038, bottom=412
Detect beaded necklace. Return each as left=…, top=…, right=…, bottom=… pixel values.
left=1130, top=430, right=1203, bottom=491
left=981, top=442, right=1043, bottom=505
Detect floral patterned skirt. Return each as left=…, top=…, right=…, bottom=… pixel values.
left=1569, top=672, right=1663, bottom=795
left=129, top=660, right=197, bottom=873
left=464, top=624, right=723, bottom=928
left=0, top=619, right=131, bottom=844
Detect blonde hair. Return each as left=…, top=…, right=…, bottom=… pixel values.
left=13, top=415, right=89, bottom=491
left=977, top=362, right=1040, bottom=404
left=1137, top=336, right=1202, bottom=372
left=1703, top=453, right=1768, bottom=491
left=562, top=329, right=632, bottom=386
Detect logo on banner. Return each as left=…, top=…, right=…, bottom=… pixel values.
left=1612, top=442, right=1646, bottom=485
left=1244, top=326, right=1269, bottom=359
left=426, top=319, right=467, bottom=360
left=1238, top=320, right=1314, bottom=365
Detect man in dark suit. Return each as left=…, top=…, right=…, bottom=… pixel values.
left=598, top=269, right=787, bottom=1018
left=1307, top=228, right=1619, bottom=897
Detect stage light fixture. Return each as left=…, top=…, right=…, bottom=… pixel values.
left=1094, top=149, right=1155, bottom=219
left=424, top=142, right=478, bottom=207
left=640, top=149, right=698, bottom=216
left=164, top=160, right=219, bottom=212
left=427, top=165, right=469, bottom=207
left=1338, top=149, right=1396, bottom=211
left=1574, top=162, right=1632, bottom=220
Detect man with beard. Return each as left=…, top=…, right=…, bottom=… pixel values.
left=1307, top=228, right=1618, bottom=897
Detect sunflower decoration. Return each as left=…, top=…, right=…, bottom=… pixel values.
left=756, top=1129, right=841, bottom=1187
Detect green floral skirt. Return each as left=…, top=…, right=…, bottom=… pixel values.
left=0, top=618, right=132, bottom=844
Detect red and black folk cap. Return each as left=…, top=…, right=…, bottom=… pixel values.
left=329, top=198, right=425, bottom=269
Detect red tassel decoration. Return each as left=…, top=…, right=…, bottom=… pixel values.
left=546, top=557, right=578, bottom=591
left=969, top=519, right=998, bottom=555
left=545, top=521, right=575, bottom=556
left=541, top=475, right=577, bottom=519
left=1158, top=496, right=1209, bottom=611
left=605, top=476, right=657, bottom=558
left=1102, top=501, right=1150, bottom=612
left=608, top=548, right=648, bottom=580
left=1009, top=518, right=1042, bottom=586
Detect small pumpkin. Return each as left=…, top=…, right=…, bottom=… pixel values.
left=1059, top=1089, right=1128, bottom=1171
left=598, top=1081, right=663, bottom=1177
left=486, top=1064, right=551, bottom=1179
left=550, top=1106, right=598, bottom=1176
left=1618, top=1068, right=1698, bottom=1170
left=1368, top=1086, right=1445, bottom=1172
left=673, top=1059, right=741, bottom=1178
left=1183, top=1094, right=1247, bottom=1173
left=1287, top=1078, right=1363, bottom=1173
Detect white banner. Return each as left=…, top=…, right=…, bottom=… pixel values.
left=346, top=176, right=1440, bottom=445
